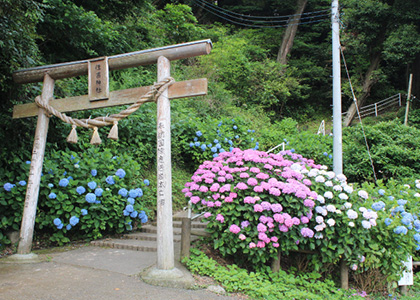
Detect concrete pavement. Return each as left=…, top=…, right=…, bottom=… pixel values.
left=0, top=246, right=242, bottom=300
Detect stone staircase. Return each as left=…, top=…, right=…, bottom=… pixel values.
left=90, top=211, right=208, bottom=252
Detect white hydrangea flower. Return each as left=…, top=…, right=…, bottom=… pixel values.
left=339, top=193, right=348, bottom=200
left=347, top=209, right=358, bottom=219
left=308, top=169, right=319, bottom=177
left=326, top=205, right=336, bottom=213
left=326, top=171, right=336, bottom=179
left=327, top=219, right=336, bottom=226
left=325, top=181, right=333, bottom=187
left=324, top=191, right=333, bottom=199
left=415, top=193, right=420, bottom=197
left=358, top=190, right=369, bottom=199
left=344, top=202, right=352, bottom=209
left=315, top=224, right=326, bottom=231
left=343, top=184, right=354, bottom=194
left=291, top=163, right=302, bottom=171
left=416, top=183, right=420, bottom=189
left=348, top=222, right=355, bottom=227
left=363, top=211, right=373, bottom=219
left=404, top=184, right=411, bottom=189
left=316, top=216, right=324, bottom=224
left=300, top=168, right=309, bottom=174
left=370, top=211, right=378, bottom=220
left=369, top=219, right=377, bottom=226
left=320, top=166, right=328, bottom=170
left=359, top=207, right=367, bottom=213
left=336, top=174, right=347, bottom=182
left=315, top=175, right=326, bottom=183
left=335, top=210, right=342, bottom=214
left=333, top=185, right=343, bottom=192
left=315, top=206, right=324, bottom=214
left=317, top=195, right=325, bottom=204
left=362, top=220, right=372, bottom=229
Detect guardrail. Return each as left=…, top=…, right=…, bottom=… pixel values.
left=342, top=93, right=402, bottom=119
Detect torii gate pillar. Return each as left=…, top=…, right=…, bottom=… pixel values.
left=156, top=56, right=175, bottom=270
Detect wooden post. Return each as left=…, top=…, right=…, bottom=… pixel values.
left=271, top=251, right=281, bottom=272
left=404, top=74, right=413, bottom=126
left=156, top=56, right=174, bottom=270
left=17, top=74, right=54, bottom=254
left=180, top=217, right=191, bottom=259
left=340, top=259, right=349, bottom=290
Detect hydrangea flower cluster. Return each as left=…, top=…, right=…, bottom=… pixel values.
left=46, top=167, right=149, bottom=232
left=370, top=181, right=420, bottom=250
left=308, top=169, right=377, bottom=240
left=120, top=187, right=148, bottom=224
left=1, top=150, right=151, bottom=247
left=183, top=148, right=380, bottom=268
left=187, top=119, right=259, bottom=165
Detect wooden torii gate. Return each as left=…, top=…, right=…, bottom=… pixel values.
left=11, top=40, right=212, bottom=272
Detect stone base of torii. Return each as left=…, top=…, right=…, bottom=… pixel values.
left=6, top=40, right=212, bottom=287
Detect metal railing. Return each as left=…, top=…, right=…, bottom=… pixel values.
left=342, top=93, right=402, bottom=119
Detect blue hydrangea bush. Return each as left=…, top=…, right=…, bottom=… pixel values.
left=183, top=148, right=419, bottom=281
left=183, top=117, right=259, bottom=168
left=0, top=147, right=152, bottom=246
left=347, top=179, right=420, bottom=284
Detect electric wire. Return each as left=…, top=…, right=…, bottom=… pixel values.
left=192, top=0, right=329, bottom=28
left=193, top=0, right=328, bottom=25
left=339, top=41, right=378, bottom=182
left=194, top=0, right=329, bottom=21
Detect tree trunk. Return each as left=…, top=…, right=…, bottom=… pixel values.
left=276, top=0, right=308, bottom=65
left=412, top=53, right=420, bottom=99
left=343, top=54, right=381, bottom=127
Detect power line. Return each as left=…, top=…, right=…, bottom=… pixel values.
left=192, top=0, right=329, bottom=28
left=194, top=0, right=329, bottom=21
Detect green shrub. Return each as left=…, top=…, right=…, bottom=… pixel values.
left=183, top=248, right=363, bottom=300
left=342, top=121, right=420, bottom=182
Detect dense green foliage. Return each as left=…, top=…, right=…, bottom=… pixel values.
left=185, top=247, right=420, bottom=299
left=184, top=248, right=367, bottom=299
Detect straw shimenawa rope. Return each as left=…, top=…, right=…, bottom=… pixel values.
left=34, top=77, right=175, bottom=145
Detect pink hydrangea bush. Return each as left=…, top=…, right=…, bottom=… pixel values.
left=183, top=148, right=376, bottom=268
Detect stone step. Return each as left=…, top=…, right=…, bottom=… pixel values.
left=140, top=224, right=208, bottom=236
left=140, top=224, right=182, bottom=235
left=150, top=220, right=207, bottom=229
left=92, top=215, right=210, bottom=253
left=91, top=239, right=159, bottom=252
left=123, top=231, right=181, bottom=242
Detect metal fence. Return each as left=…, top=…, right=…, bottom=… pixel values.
left=342, top=93, right=402, bottom=119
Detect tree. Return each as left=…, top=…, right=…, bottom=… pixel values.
left=276, top=0, right=307, bottom=65
left=342, top=0, right=420, bottom=126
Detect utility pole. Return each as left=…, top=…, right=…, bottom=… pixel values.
left=332, top=0, right=343, bottom=175
left=404, top=73, right=413, bottom=126
left=332, top=1, right=347, bottom=289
